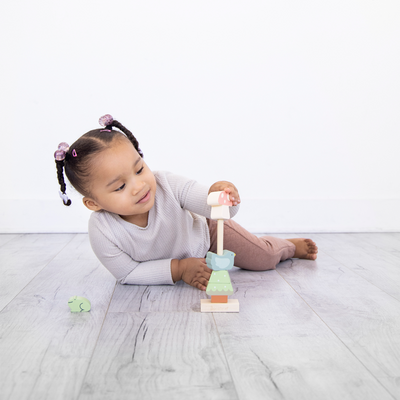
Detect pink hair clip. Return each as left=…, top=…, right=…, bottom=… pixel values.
left=58, top=142, right=69, bottom=151
left=99, top=114, right=113, bottom=127
left=72, top=149, right=77, bottom=157
left=54, top=142, right=70, bottom=161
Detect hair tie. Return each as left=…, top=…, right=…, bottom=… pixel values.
left=54, top=142, right=70, bottom=161
left=99, top=114, right=113, bottom=127
left=59, top=191, right=71, bottom=206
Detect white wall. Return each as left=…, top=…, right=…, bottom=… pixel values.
left=1, top=0, right=399, bottom=233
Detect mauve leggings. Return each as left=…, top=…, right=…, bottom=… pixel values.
left=207, top=219, right=296, bottom=271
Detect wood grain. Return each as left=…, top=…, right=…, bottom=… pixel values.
left=277, top=252, right=400, bottom=399
left=0, top=234, right=116, bottom=400
left=0, top=234, right=22, bottom=247
left=1, top=233, right=400, bottom=400
left=79, top=312, right=238, bottom=400
left=109, top=280, right=205, bottom=313
left=310, top=233, right=400, bottom=300
left=0, top=233, right=76, bottom=311
left=214, top=268, right=393, bottom=400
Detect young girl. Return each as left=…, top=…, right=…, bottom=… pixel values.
left=54, top=114, right=318, bottom=291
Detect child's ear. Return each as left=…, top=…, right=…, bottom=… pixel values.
left=83, top=197, right=102, bottom=211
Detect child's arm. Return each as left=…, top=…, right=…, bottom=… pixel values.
left=208, top=181, right=241, bottom=206
left=171, top=258, right=212, bottom=291
left=160, top=172, right=240, bottom=219
left=90, top=216, right=212, bottom=288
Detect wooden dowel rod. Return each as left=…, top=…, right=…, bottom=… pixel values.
left=217, top=219, right=224, bottom=256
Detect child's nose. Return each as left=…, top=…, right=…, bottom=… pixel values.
left=131, top=180, right=145, bottom=195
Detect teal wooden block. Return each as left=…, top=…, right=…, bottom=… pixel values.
left=68, top=296, right=91, bottom=312
left=206, top=250, right=235, bottom=271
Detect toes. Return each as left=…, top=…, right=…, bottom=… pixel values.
left=304, top=239, right=318, bottom=259
left=305, top=239, right=318, bottom=254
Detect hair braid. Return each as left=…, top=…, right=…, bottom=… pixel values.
left=111, top=120, right=144, bottom=157
left=55, top=159, right=72, bottom=206
left=55, top=115, right=143, bottom=205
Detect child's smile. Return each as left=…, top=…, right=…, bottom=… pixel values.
left=137, top=190, right=151, bottom=204
left=83, top=137, right=157, bottom=227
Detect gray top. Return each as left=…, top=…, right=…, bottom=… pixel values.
left=88, top=171, right=239, bottom=285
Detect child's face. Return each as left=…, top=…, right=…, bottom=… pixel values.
left=83, top=137, right=156, bottom=224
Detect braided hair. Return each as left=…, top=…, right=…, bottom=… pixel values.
left=55, top=115, right=143, bottom=206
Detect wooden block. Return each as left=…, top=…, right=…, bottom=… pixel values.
left=206, top=270, right=234, bottom=296
left=210, top=205, right=230, bottom=220
left=201, top=299, right=239, bottom=313
left=207, top=191, right=233, bottom=207
left=206, top=251, right=235, bottom=271
left=211, top=295, right=228, bottom=303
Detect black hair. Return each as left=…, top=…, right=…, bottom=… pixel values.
left=55, top=118, right=143, bottom=206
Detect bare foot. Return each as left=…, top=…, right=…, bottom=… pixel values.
left=286, top=238, right=318, bottom=260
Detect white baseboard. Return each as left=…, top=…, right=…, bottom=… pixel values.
left=0, top=199, right=92, bottom=233
left=0, top=198, right=399, bottom=233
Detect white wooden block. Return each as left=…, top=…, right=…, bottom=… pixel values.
left=201, top=299, right=239, bottom=313
left=207, top=191, right=233, bottom=207
left=210, top=205, right=230, bottom=220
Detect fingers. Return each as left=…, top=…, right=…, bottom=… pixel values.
left=209, top=181, right=241, bottom=206
left=196, top=279, right=208, bottom=291
left=196, top=260, right=212, bottom=290
left=180, top=258, right=212, bottom=291
left=224, top=188, right=240, bottom=206
left=192, top=274, right=209, bottom=291
left=224, top=187, right=241, bottom=206
left=198, top=258, right=212, bottom=274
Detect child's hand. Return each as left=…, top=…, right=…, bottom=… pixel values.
left=171, top=258, right=212, bottom=291
left=208, top=181, right=241, bottom=206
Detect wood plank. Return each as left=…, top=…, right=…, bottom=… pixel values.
left=310, top=233, right=400, bottom=301
left=2, top=232, right=398, bottom=400
left=79, top=312, right=238, bottom=400
left=0, top=234, right=116, bottom=400
left=277, top=252, right=400, bottom=399
left=0, top=233, right=76, bottom=311
left=107, top=264, right=393, bottom=399
left=109, top=280, right=207, bottom=313
left=0, top=233, right=22, bottom=247
left=214, top=268, right=393, bottom=400
left=348, top=233, right=400, bottom=253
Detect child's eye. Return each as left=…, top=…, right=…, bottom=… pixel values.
left=115, top=184, right=125, bottom=192
left=137, top=166, right=144, bottom=174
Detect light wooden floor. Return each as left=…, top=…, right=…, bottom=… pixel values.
left=1, top=233, right=400, bottom=400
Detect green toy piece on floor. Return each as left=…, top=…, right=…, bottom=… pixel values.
left=68, top=296, right=91, bottom=312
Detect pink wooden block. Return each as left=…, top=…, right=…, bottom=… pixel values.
left=207, top=191, right=233, bottom=207
left=218, top=191, right=233, bottom=206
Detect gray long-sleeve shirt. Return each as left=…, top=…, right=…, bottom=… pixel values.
left=88, top=171, right=239, bottom=285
